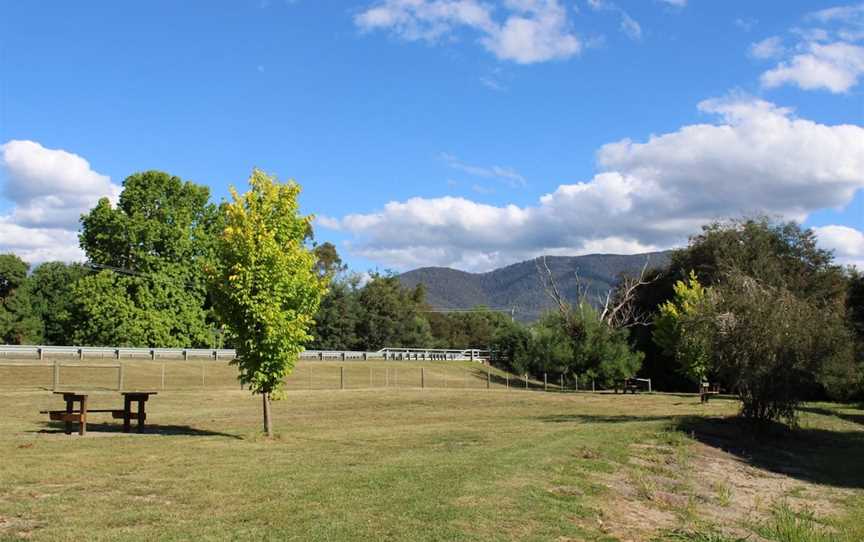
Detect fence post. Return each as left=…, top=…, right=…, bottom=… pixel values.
left=340, top=366, right=345, bottom=390
left=592, top=378, right=595, bottom=392
left=161, top=363, right=166, bottom=391
left=505, top=374, right=509, bottom=390
left=421, top=367, right=425, bottom=389
left=79, top=348, right=84, bottom=360
left=575, top=374, right=579, bottom=391
left=524, top=373, right=528, bottom=390
left=38, top=347, right=43, bottom=361
left=184, top=349, right=188, bottom=361
left=648, top=379, right=652, bottom=393
left=151, top=349, right=156, bottom=361
left=544, top=373, right=547, bottom=392
left=53, top=360, right=59, bottom=390
left=118, top=363, right=124, bottom=391
left=560, top=374, right=564, bottom=392
left=487, top=367, right=491, bottom=389
left=115, top=348, right=120, bottom=360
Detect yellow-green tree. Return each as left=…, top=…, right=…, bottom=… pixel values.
left=653, top=271, right=710, bottom=385
left=210, top=170, right=327, bottom=436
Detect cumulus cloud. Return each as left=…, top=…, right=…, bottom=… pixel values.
left=756, top=3, right=864, bottom=93
left=354, top=0, right=581, bottom=63
left=814, top=224, right=864, bottom=268
left=322, top=96, right=864, bottom=271
left=0, top=140, right=120, bottom=262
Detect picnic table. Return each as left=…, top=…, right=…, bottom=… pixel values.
left=700, top=382, right=720, bottom=403
left=42, top=391, right=157, bottom=435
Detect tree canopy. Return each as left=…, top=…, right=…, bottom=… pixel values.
left=209, top=169, right=327, bottom=436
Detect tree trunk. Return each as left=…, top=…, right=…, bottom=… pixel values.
left=262, top=392, right=273, bottom=437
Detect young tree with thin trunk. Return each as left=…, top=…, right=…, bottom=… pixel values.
left=210, top=169, right=326, bottom=437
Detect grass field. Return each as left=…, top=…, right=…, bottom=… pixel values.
left=1, top=362, right=863, bottom=541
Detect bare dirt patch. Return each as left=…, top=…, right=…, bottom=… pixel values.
left=593, top=439, right=853, bottom=541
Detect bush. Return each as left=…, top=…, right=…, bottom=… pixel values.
left=695, top=275, right=855, bottom=424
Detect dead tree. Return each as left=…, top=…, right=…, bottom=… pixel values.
left=535, top=255, right=654, bottom=331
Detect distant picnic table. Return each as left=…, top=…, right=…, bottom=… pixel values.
left=42, top=391, right=157, bottom=435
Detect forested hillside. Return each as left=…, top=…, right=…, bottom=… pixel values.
left=399, top=252, right=672, bottom=321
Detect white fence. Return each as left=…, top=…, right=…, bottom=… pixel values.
left=0, top=344, right=491, bottom=362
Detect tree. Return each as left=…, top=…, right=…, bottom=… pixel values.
left=633, top=218, right=850, bottom=393
left=74, top=171, right=219, bottom=346
left=209, top=169, right=326, bottom=437
left=27, top=262, right=89, bottom=345
left=310, top=275, right=361, bottom=350
left=653, top=271, right=711, bottom=385
left=355, top=274, right=432, bottom=350
left=312, top=242, right=346, bottom=278
left=0, top=254, right=42, bottom=344
left=692, top=274, right=855, bottom=424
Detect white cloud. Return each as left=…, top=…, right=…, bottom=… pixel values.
left=749, top=36, right=784, bottom=59
left=761, top=41, right=864, bottom=93
left=441, top=152, right=526, bottom=187
left=0, top=140, right=120, bottom=262
left=355, top=0, right=581, bottom=63
left=814, top=224, right=864, bottom=268
left=322, top=96, right=864, bottom=271
left=735, top=18, right=758, bottom=32
left=586, top=0, right=642, bottom=41
left=756, top=3, right=864, bottom=93
left=658, top=0, right=686, bottom=7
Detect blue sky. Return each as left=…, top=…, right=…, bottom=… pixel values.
left=1, top=0, right=863, bottom=271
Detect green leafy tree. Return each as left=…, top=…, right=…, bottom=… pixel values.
left=490, top=320, right=533, bottom=373
left=567, top=303, right=644, bottom=387
left=693, top=274, right=855, bottom=424
left=209, top=169, right=326, bottom=437
left=310, top=275, right=361, bottom=350
left=653, top=271, right=711, bottom=385
left=0, top=254, right=42, bottom=344
left=74, top=171, right=219, bottom=346
left=27, top=262, right=89, bottom=345
left=355, top=274, right=432, bottom=350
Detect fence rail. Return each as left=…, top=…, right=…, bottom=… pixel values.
left=0, top=345, right=491, bottom=362
left=0, top=359, right=588, bottom=394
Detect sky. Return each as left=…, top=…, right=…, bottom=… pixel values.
left=1, top=0, right=864, bottom=273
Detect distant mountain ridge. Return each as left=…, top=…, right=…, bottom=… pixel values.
left=398, top=251, right=672, bottom=321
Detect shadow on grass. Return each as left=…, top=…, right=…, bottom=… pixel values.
left=537, top=414, right=676, bottom=424
left=36, top=421, right=243, bottom=439
left=675, top=415, right=864, bottom=490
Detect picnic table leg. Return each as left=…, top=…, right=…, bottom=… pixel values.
left=79, top=396, right=87, bottom=436
left=137, top=400, right=145, bottom=433
left=65, top=397, right=73, bottom=435
left=123, top=396, right=131, bottom=433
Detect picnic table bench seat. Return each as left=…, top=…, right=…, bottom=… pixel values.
left=43, top=391, right=156, bottom=435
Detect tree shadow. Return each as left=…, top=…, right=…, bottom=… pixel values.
left=536, top=414, right=676, bottom=424
left=675, top=415, right=864, bottom=490
left=35, top=421, right=243, bottom=439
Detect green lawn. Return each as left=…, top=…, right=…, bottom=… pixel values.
left=1, top=365, right=862, bottom=541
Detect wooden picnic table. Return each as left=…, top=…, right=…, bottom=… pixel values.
left=43, top=391, right=157, bottom=435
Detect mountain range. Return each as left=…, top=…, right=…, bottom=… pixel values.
left=398, top=251, right=672, bottom=321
